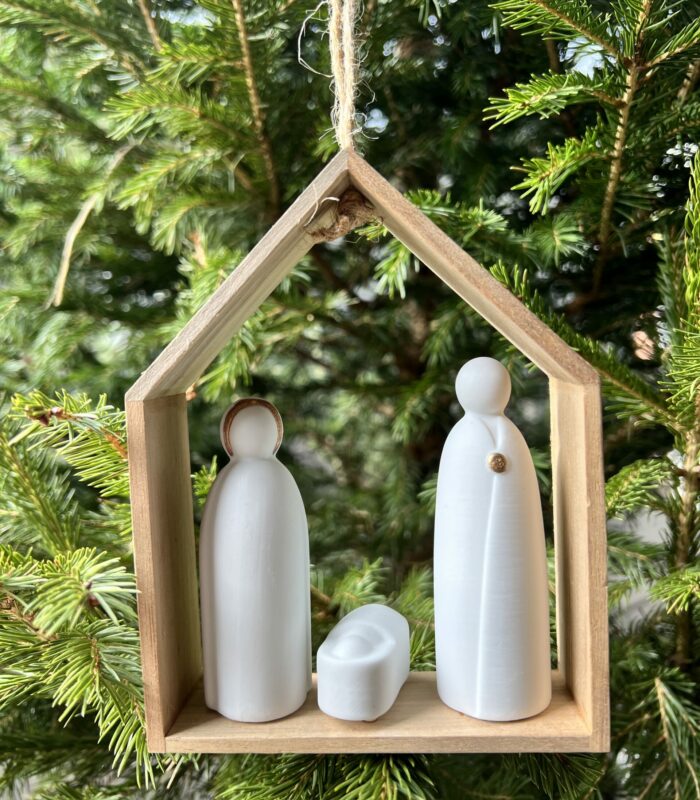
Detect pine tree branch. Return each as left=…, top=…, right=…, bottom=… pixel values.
left=136, top=0, right=162, bottom=53
left=649, top=45, right=698, bottom=70
left=231, top=0, right=280, bottom=214
left=11, top=392, right=129, bottom=496
left=594, top=0, right=652, bottom=291
left=545, top=38, right=560, bottom=73
left=0, top=436, right=78, bottom=554
left=0, top=0, right=143, bottom=77
left=50, top=193, right=99, bottom=307
left=645, top=17, right=700, bottom=70
left=492, top=263, right=679, bottom=431
left=1, top=598, right=55, bottom=643
left=495, top=0, right=624, bottom=62
left=637, top=760, right=667, bottom=800
left=223, top=155, right=255, bottom=193
left=674, top=432, right=699, bottom=668
left=678, top=60, right=700, bottom=103
left=596, top=359, right=676, bottom=430
left=310, top=584, right=333, bottom=607
left=48, top=144, right=133, bottom=308
left=594, top=66, right=637, bottom=287
left=0, top=61, right=111, bottom=144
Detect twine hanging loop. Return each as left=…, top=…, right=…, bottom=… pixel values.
left=328, top=0, right=358, bottom=150
left=305, top=0, right=377, bottom=240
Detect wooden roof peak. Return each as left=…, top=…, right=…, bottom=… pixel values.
left=126, top=149, right=597, bottom=403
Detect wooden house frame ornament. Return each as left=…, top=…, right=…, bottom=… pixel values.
left=126, top=149, right=610, bottom=755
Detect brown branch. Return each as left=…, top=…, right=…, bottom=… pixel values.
left=23, top=405, right=128, bottom=460
left=48, top=144, right=133, bottom=307
left=678, top=59, right=700, bottom=104
left=292, top=344, right=336, bottom=373
left=545, top=39, right=561, bottom=74
left=231, top=0, right=280, bottom=214
left=592, top=90, right=625, bottom=109
left=543, top=39, right=583, bottom=137
left=136, top=0, right=162, bottom=52
left=594, top=65, right=638, bottom=289
left=311, top=584, right=333, bottom=607
left=673, top=430, right=698, bottom=668
left=637, top=759, right=667, bottom=800
left=648, top=41, right=700, bottom=70
left=50, top=195, right=100, bottom=308
left=103, top=432, right=128, bottom=461
left=223, top=156, right=255, bottom=193
left=594, top=0, right=652, bottom=292
left=1, top=599, right=57, bottom=643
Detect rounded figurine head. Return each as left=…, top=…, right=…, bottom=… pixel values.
left=456, top=357, right=511, bottom=415
left=220, top=398, right=283, bottom=458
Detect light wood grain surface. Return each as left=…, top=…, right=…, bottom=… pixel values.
left=165, top=671, right=598, bottom=753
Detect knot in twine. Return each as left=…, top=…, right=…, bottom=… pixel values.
left=328, top=0, right=359, bottom=150
left=310, top=188, right=375, bottom=241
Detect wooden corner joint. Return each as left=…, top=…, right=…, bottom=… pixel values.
left=306, top=188, right=377, bottom=242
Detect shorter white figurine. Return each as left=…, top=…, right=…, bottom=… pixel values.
left=317, top=604, right=410, bottom=722
left=199, top=398, right=311, bottom=723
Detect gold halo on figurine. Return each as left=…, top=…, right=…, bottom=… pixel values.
left=221, top=398, right=284, bottom=457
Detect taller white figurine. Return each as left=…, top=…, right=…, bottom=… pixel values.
left=434, top=357, right=551, bottom=721
left=199, top=398, right=311, bottom=722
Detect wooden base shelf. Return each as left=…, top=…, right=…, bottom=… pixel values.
left=165, top=670, right=597, bottom=753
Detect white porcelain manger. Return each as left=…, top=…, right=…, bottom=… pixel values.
left=317, top=604, right=410, bottom=722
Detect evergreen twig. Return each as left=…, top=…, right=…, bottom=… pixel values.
left=231, top=0, right=280, bottom=213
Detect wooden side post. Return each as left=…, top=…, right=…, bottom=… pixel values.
left=550, top=378, right=609, bottom=750
left=127, top=394, right=201, bottom=751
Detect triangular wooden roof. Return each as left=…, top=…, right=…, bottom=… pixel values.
left=126, top=149, right=598, bottom=402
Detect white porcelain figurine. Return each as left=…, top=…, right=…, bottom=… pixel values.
left=199, top=398, right=311, bottom=722
left=317, top=604, right=410, bottom=721
left=434, top=357, right=551, bottom=721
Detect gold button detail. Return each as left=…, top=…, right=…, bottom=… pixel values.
left=487, top=452, right=507, bottom=473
